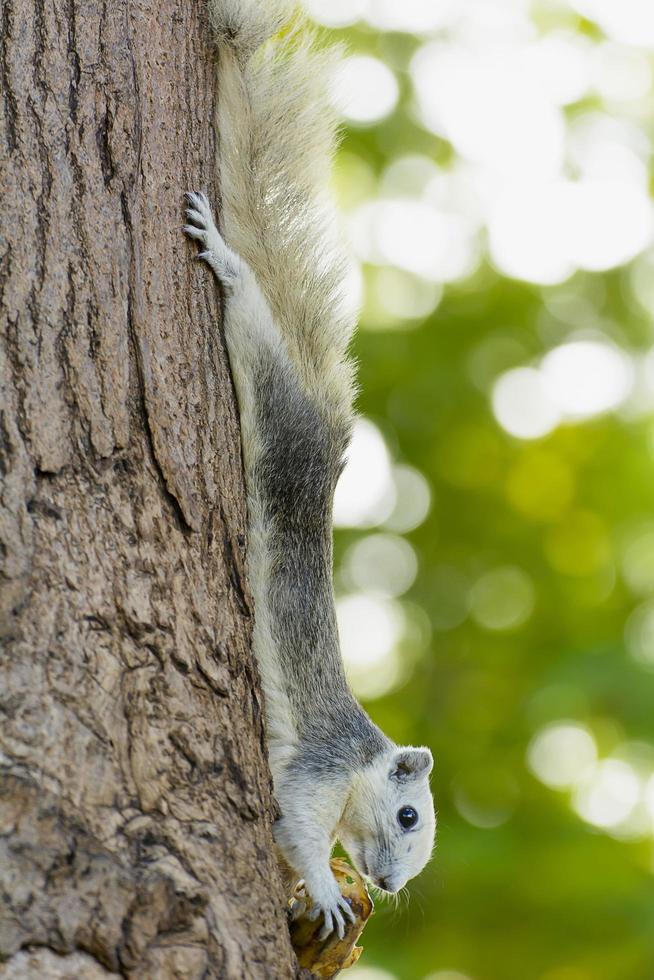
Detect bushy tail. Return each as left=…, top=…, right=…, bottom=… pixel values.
left=207, top=0, right=356, bottom=415
left=208, top=0, right=292, bottom=61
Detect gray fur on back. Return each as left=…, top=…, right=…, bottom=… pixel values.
left=184, top=0, right=436, bottom=931
left=254, top=351, right=390, bottom=774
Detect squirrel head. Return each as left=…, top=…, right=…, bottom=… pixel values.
left=337, top=746, right=436, bottom=894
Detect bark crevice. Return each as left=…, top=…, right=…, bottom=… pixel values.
left=0, top=1, right=297, bottom=976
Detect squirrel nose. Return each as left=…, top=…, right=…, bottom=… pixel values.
left=377, top=876, right=391, bottom=891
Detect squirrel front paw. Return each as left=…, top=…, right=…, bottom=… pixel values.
left=305, top=879, right=356, bottom=941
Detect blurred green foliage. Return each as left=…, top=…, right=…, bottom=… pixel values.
left=316, top=4, right=654, bottom=979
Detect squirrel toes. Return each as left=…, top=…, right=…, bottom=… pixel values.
left=184, top=0, right=436, bottom=940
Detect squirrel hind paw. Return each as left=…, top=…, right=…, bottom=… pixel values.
left=183, top=192, right=217, bottom=234
left=183, top=223, right=205, bottom=240
left=184, top=190, right=210, bottom=210
left=183, top=198, right=241, bottom=286
left=183, top=195, right=225, bottom=255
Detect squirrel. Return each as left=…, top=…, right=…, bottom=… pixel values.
left=184, top=0, right=436, bottom=941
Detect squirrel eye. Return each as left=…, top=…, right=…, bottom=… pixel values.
left=397, top=806, right=418, bottom=830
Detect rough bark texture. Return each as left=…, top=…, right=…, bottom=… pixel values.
left=0, top=1, right=297, bottom=976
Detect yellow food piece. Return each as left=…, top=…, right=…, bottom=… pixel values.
left=289, top=858, right=374, bottom=978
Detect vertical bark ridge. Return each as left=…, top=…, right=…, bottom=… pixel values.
left=0, top=1, right=296, bottom=976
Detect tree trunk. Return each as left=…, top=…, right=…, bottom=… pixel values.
left=0, top=1, right=297, bottom=976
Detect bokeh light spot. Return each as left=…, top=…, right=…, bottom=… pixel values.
left=364, top=0, right=456, bottom=34
left=525, top=32, right=593, bottom=105
left=490, top=179, right=653, bottom=284
left=593, top=42, right=653, bottom=103
left=334, top=419, right=396, bottom=528
left=468, top=566, right=535, bottom=632
left=573, top=759, right=641, bottom=829
left=489, top=184, right=574, bottom=285
left=411, top=43, right=565, bottom=179
left=568, top=113, right=649, bottom=188
left=384, top=465, right=432, bottom=533
left=624, top=599, right=654, bottom=670
left=527, top=722, right=597, bottom=790
left=343, top=533, right=418, bottom=598
left=380, top=154, right=440, bottom=198
left=540, top=341, right=634, bottom=419
left=337, top=593, right=405, bottom=700
left=570, top=0, right=654, bottom=49
left=347, top=967, right=399, bottom=980
left=375, top=200, right=478, bottom=283
left=334, top=56, right=399, bottom=125
left=492, top=367, right=562, bottom=440
left=347, top=199, right=479, bottom=282
left=303, top=0, right=369, bottom=27
left=367, top=266, right=442, bottom=324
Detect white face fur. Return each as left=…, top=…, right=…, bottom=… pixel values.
left=337, top=747, right=436, bottom=894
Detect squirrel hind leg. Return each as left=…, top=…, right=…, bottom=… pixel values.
left=184, top=191, right=241, bottom=286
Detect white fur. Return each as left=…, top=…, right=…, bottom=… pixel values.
left=185, top=177, right=436, bottom=945
left=186, top=1, right=437, bottom=940
left=186, top=193, right=299, bottom=769
left=338, top=748, right=436, bottom=894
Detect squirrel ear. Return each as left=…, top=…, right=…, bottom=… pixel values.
left=390, top=747, right=433, bottom=783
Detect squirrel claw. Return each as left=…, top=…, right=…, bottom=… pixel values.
left=313, top=894, right=355, bottom=941
left=183, top=194, right=238, bottom=283
left=318, top=907, right=344, bottom=941
left=341, top=896, right=355, bottom=922
left=185, top=208, right=205, bottom=225
left=185, top=190, right=209, bottom=206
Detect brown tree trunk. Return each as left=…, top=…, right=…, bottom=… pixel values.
left=0, top=1, right=297, bottom=976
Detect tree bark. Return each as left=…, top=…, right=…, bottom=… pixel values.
left=0, top=1, right=297, bottom=976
